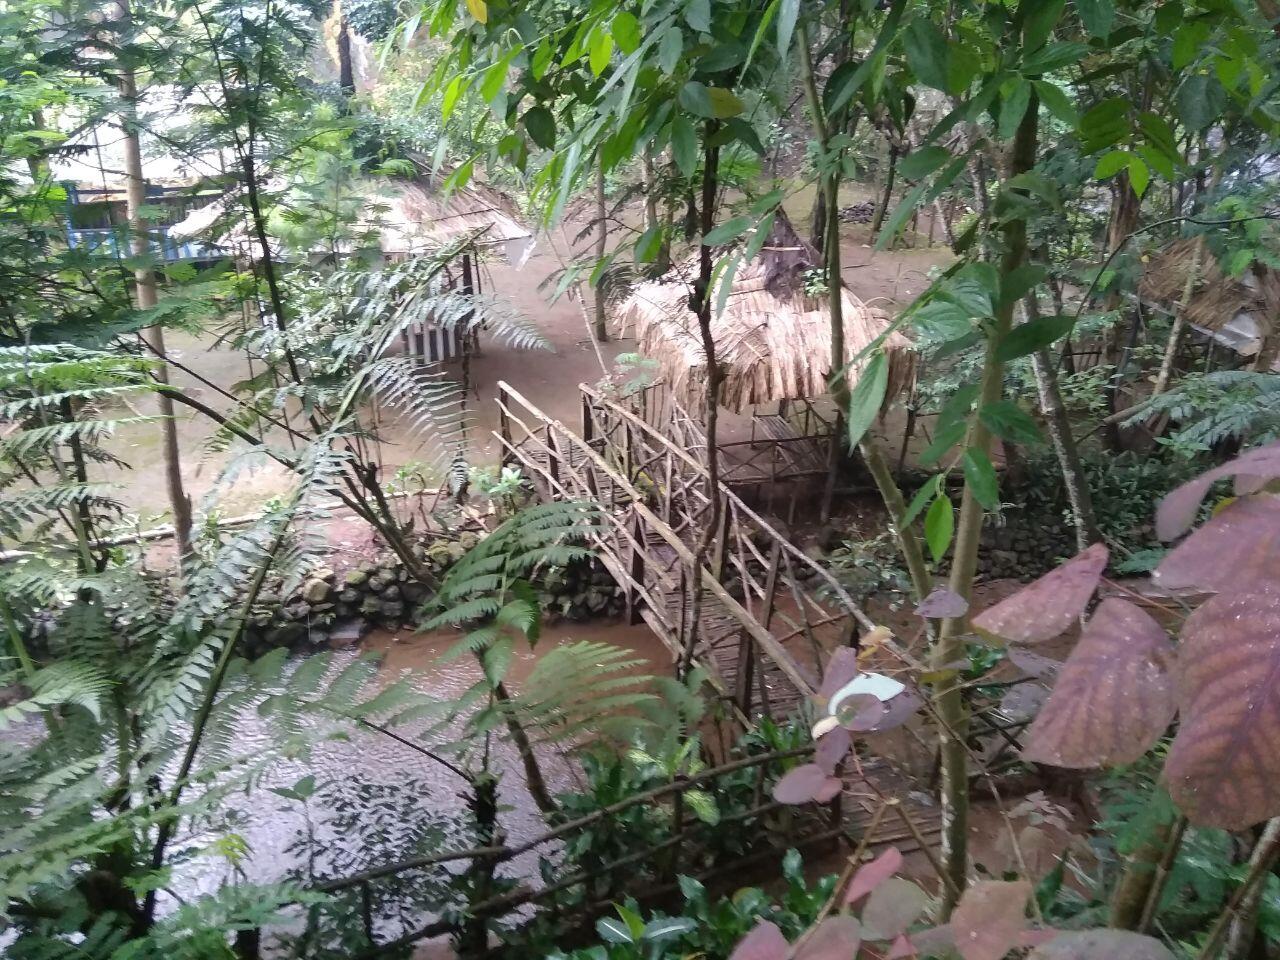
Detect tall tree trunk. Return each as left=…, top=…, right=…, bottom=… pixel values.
left=870, top=140, right=899, bottom=238
left=932, top=94, right=1040, bottom=915
left=1151, top=237, right=1204, bottom=397
left=334, top=0, right=355, bottom=96
left=593, top=164, right=608, bottom=343
left=1023, top=296, right=1101, bottom=549
left=679, top=130, right=722, bottom=675
left=810, top=183, right=828, bottom=254
left=117, top=0, right=193, bottom=568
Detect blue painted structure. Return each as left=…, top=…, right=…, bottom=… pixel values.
left=62, top=182, right=226, bottom=264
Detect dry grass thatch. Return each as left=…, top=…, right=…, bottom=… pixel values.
left=614, top=211, right=915, bottom=413
left=1139, top=237, right=1265, bottom=332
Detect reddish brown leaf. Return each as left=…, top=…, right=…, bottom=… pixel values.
left=1156, top=440, right=1280, bottom=541
left=813, top=776, right=844, bottom=803
left=845, top=691, right=925, bottom=733
left=844, top=847, right=904, bottom=905
left=1167, top=585, right=1280, bottom=829
left=950, top=880, right=1031, bottom=960
left=1007, top=646, right=1063, bottom=681
left=773, top=763, right=841, bottom=805
left=1155, top=494, right=1280, bottom=592
left=1027, top=929, right=1175, bottom=959
left=815, top=725, right=853, bottom=774
left=916, top=587, right=969, bottom=619
left=820, top=647, right=861, bottom=701
left=861, top=877, right=929, bottom=940
left=905, top=925, right=955, bottom=957
left=971, top=544, right=1108, bottom=644
left=1022, top=599, right=1175, bottom=768
left=794, top=916, right=861, bottom=960
left=730, top=921, right=789, bottom=960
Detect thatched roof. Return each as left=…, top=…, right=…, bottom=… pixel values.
left=169, top=159, right=533, bottom=264
left=614, top=212, right=915, bottom=413
left=1139, top=237, right=1265, bottom=332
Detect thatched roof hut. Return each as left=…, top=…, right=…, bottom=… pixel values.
left=169, top=159, right=534, bottom=265
left=1139, top=238, right=1264, bottom=333
left=614, top=212, right=914, bottom=414
left=1140, top=238, right=1279, bottom=364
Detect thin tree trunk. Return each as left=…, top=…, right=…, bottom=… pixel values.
left=594, top=164, right=608, bottom=342
left=870, top=141, right=899, bottom=237
left=1224, top=821, right=1280, bottom=959
left=1111, top=809, right=1178, bottom=930
left=492, top=681, right=556, bottom=815
left=1023, top=296, right=1101, bottom=549
left=334, top=0, right=355, bottom=96
left=117, top=0, right=193, bottom=568
left=932, top=94, right=1040, bottom=915
left=679, top=130, right=722, bottom=676
left=1151, top=236, right=1204, bottom=397
left=810, top=183, right=828, bottom=253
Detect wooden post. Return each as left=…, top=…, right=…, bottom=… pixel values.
left=360, top=881, right=375, bottom=948
left=628, top=513, right=645, bottom=625
left=666, top=783, right=686, bottom=882
left=497, top=384, right=512, bottom=469
left=733, top=630, right=755, bottom=716
left=582, top=389, right=594, bottom=445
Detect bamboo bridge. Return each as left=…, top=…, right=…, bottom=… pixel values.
left=494, top=380, right=876, bottom=720
left=494, top=381, right=942, bottom=840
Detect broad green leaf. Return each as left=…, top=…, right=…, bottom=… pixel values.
left=1127, top=154, right=1150, bottom=198
left=898, top=146, right=953, bottom=180
left=531, top=38, right=553, bottom=80
left=1033, top=80, right=1077, bottom=124
left=441, top=76, right=464, bottom=122
left=466, top=0, right=487, bottom=24
left=962, top=448, right=999, bottom=509
left=523, top=106, right=556, bottom=149
left=979, top=400, right=1043, bottom=446
left=998, top=80, right=1033, bottom=141
left=671, top=116, right=697, bottom=177
left=703, top=217, right=751, bottom=246
left=924, top=494, right=954, bottom=563
left=612, top=12, right=641, bottom=54
left=658, top=28, right=683, bottom=75
left=1078, top=98, right=1129, bottom=152
left=1021, top=41, right=1089, bottom=76
left=1172, top=21, right=1210, bottom=71
left=1176, top=74, right=1226, bottom=133
left=685, top=0, right=711, bottom=32
left=777, top=0, right=799, bottom=57
left=938, top=382, right=979, bottom=429
left=1023, top=0, right=1066, bottom=51
left=596, top=916, right=634, bottom=944
left=707, top=87, right=745, bottom=118
left=635, top=226, right=662, bottom=264
left=643, top=917, right=697, bottom=942
left=904, top=475, right=943, bottom=527
left=589, top=30, right=614, bottom=76
left=1138, top=112, right=1179, bottom=167
left=679, top=81, right=714, bottom=117
left=1136, top=144, right=1176, bottom=182
left=726, top=118, right=765, bottom=155
left=1000, top=264, right=1048, bottom=310
left=615, top=904, right=646, bottom=939
left=911, top=300, right=972, bottom=342
left=1076, top=0, right=1114, bottom=38
left=1090, top=147, right=1131, bottom=179
left=903, top=18, right=950, bottom=92
left=920, top=418, right=966, bottom=467
left=846, top=351, right=889, bottom=450
left=997, top=313, right=1075, bottom=362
